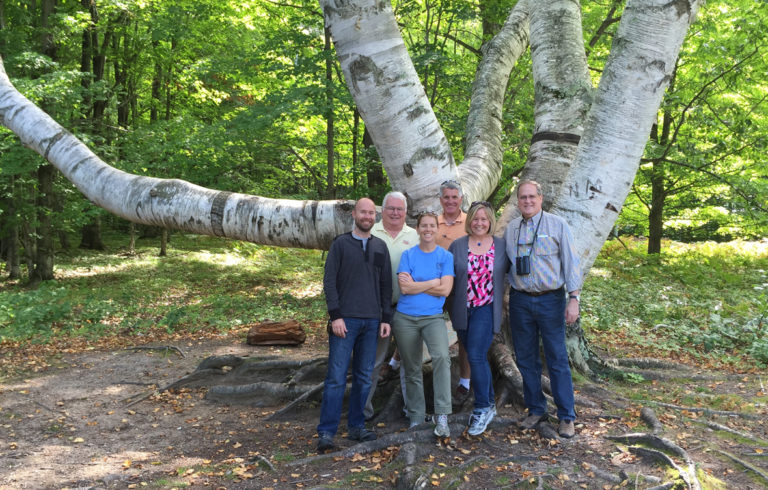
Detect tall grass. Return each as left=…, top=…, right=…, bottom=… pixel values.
left=583, top=238, right=768, bottom=370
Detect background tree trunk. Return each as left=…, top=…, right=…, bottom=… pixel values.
left=552, top=0, right=704, bottom=274
left=30, top=164, right=55, bottom=285
left=79, top=218, right=105, bottom=250
left=159, top=228, right=167, bottom=257
left=324, top=25, right=335, bottom=199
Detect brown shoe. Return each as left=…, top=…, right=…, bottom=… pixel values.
left=452, top=384, right=471, bottom=410
left=558, top=420, right=575, bottom=438
left=519, top=413, right=547, bottom=430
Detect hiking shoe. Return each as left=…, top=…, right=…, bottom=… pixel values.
left=558, top=420, right=575, bottom=438
left=452, top=384, right=471, bottom=410
left=467, top=407, right=495, bottom=436
left=317, top=432, right=335, bottom=453
left=433, top=414, right=450, bottom=438
left=347, top=426, right=377, bottom=442
left=519, top=413, right=547, bottom=430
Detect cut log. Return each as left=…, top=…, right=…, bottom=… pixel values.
left=246, top=320, right=306, bottom=345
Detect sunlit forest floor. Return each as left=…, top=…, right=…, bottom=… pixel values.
left=1, top=234, right=766, bottom=488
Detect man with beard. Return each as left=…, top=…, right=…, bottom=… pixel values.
left=317, top=198, right=393, bottom=453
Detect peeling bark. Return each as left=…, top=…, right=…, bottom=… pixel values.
left=459, top=0, right=530, bottom=204
left=320, top=0, right=458, bottom=216
left=552, top=0, right=704, bottom=273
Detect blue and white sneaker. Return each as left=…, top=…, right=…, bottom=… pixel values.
left=467, top=406, right=495, bottom=436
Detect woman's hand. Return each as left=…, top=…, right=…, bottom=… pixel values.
left=398, top=272, right=439, bottom=294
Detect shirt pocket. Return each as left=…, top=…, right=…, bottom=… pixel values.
left=534, top=236, right=557, bottom=256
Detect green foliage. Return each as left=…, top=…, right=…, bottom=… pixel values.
left=620, top=0, right=768, bottom=246
left=583, top=238, right=768, bottom=369
left=0, top=233, right=326, bottom=344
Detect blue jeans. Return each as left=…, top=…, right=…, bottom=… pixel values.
left=317, top=317, right=379, bottom=436
left=508, top=289, right=575, bottom=421
left=456, top=303, right=495, bottom=410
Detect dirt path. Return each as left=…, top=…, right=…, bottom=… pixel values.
left=1, top=336, right=767, bottom=489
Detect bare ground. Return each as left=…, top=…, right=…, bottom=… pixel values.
left=1, top=330, right=767, bottom=489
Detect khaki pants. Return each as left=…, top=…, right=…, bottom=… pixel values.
left=392, top=311, right=452, bottom=425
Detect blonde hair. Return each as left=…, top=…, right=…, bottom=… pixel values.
left=465, top=202, right=496, bottom=236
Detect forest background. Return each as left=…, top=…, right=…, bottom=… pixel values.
left=1, top=0, right=767, bottom=378
left=1, top=1, right=768, bottom=488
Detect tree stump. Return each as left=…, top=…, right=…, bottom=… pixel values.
left=246, top=320, right=306, bottom=346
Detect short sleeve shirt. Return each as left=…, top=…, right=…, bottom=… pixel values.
left=396, top=245, right=454, bottom=316
left=437, top=212, right=467, bottom=250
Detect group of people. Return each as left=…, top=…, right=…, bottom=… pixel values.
left=317, top=180, right=582, bottom=453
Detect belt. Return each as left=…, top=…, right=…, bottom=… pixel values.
left=513, top=287, right=563, bottom=297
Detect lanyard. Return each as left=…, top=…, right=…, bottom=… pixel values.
left=515, top=213, right=543, bottom=259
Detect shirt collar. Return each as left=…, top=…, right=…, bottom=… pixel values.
left=522, top=210, right=543, bottom=226
left=438, top=211, right=466, bottom=225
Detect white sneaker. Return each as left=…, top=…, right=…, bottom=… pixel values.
left=433, top=414, right=450, bottom=438
left=467, top=407, right=495, bottom=436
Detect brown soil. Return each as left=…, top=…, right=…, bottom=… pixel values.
left=1, top=331, right=767, bottom=489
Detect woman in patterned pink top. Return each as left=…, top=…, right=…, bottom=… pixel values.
left=446, top=202, right=509, bottom=436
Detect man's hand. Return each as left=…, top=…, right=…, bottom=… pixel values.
left=380, top=323, right=391, bottom=338
left=565, top=299, right=579, bottom=325
left=331, top=318, right=347, bottom=338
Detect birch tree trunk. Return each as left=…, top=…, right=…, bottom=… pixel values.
left=0, top=60, right=355, bottom=250
left=459, top=0, right=530, bottom=205
left=497, top=0, right=592, bottom=229
left=551, top=0, right=703, bottom=273
left=319, top=0, right=458, bottom=216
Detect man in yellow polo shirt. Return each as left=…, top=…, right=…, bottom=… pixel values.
left=436, top=180, right=472, bottom=409
left=365, top=191, right=419, bottom=419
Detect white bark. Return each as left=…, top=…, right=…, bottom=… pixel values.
left=320, top=0, right=457, bottom=215
left=524, top=0, right=592, bottom=194
left=0, top=60, right=354, bottom=250
left=497, top=0, right=592, bottom=230
left=551, top=0, right=703, bottom=271
left=458, top=0, right=530, bottom=205
left=0, top=0, right=704, bottom=265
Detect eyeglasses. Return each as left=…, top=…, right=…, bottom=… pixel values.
left=441, top=179, right=460, bottom=186
left=470, top=201, right=492, bottom=209
left=383, top=206, right=405, bottom=213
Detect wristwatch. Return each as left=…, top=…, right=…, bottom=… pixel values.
left=568, top=294, right=580, bottom=302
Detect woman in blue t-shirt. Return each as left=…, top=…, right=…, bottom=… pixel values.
left=393, top=212, right=455, bottom=438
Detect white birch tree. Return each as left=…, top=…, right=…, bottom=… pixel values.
left=0, top=0, right=704, bottom=268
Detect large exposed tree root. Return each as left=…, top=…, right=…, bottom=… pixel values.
left=647, top=401, right=761, bottom=420
left=289, top=416, right=521, bottom=467
left=606, top=432, right=701, bottom=490
left=640, top=407, right=663, bottom=433
left=714, top=448, right=768, bottom=485
left=696, top=419, right=768, bottom=444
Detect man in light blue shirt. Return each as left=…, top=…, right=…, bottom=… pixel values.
left=505, top=180, right=582, bottom=438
